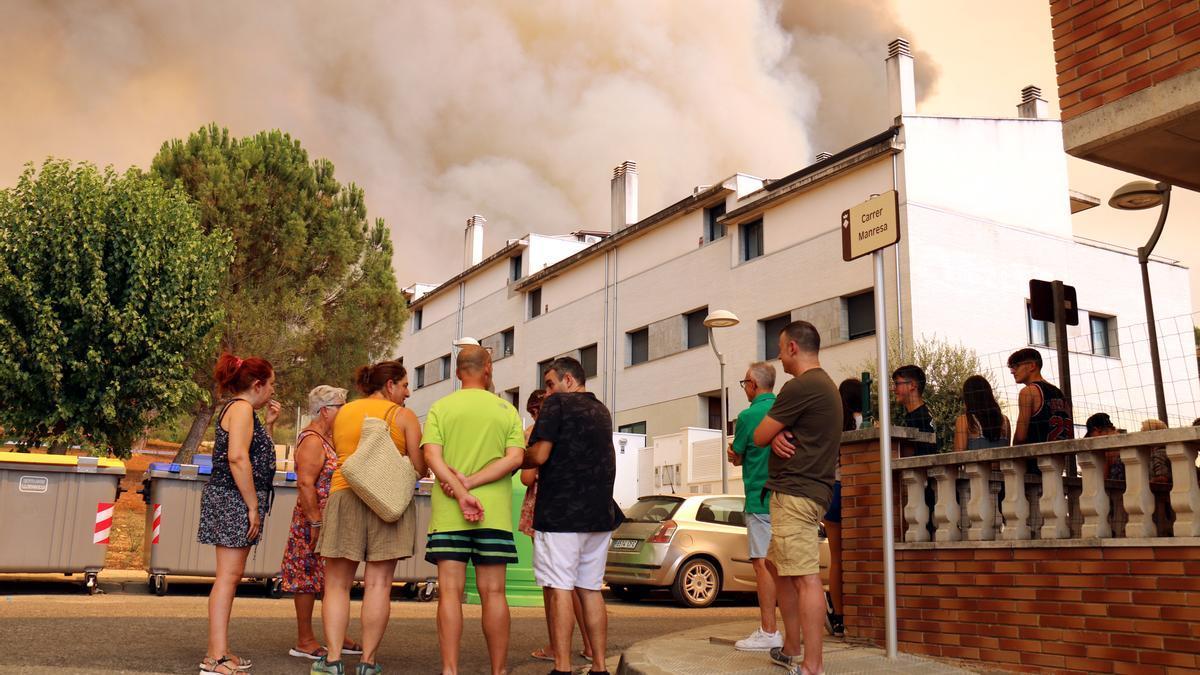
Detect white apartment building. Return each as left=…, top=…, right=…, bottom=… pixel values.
left=400, top=39, right=1199, bottom=463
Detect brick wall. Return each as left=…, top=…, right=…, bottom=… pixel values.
left=841, top=435, right=1200, bottom=674
left=1052, top=0, right=1200, bottom=120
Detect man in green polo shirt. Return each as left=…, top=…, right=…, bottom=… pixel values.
left=728, top=361, right=781, bottom=652
left=421, top=345, right=526, bottom=675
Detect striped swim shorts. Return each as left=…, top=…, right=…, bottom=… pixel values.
left=424, top=528, right=518, bottom=566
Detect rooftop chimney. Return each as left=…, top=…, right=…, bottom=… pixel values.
left=464, top=215, right=485, bottom=269
left=815, top=151, right=833, bottom=162
left=610, top=161, right=638, bottom=232
left=1016, top=85, right=1049, bottom=119
left=885, top=38, right=916, bottom=121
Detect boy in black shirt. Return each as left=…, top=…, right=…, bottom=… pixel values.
left=892, top=364, right=936, bottom=456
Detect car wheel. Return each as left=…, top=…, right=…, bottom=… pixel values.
left=671, top=558, right=720, bottom=608
left=611, top=585, right=649, bottom=602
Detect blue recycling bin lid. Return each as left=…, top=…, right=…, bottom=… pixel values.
left=148, top=462, right=213, bottom=475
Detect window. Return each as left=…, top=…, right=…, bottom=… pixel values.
left=1090, top=314, right=1114, bottom=356
left=501, top=328, right=515, bottom=357
left=845, top=291, right=875, bottom=339
left=413, top=308, right=423, bottom=332
left=740, top=217, right=764, bottom=261
left=537, top=358, right=554, bottom=382
left=760, top=314, right=791, bottom=360
left=704, top=202, right=726, bottom=243
left=440, top=355, right=451, bottom=380
left=685, top=307, right=709, bottom=349
left=579, top=344, right=598, bottom=378
left=628, top=327, right=649, bottom=365
left=415, top=365, right=425, bottom=388
left=510, top=254, right=523, bottom=282
left=1027, top=303, right=1050, bottom=347
left=695, top=497, right=746, bottom=526
left=505, top=387, right=520, bottom=408
left=618, top=421, right=647, bottom=435
left=528, top=288, right=542, bottom=318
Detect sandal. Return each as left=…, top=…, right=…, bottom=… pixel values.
left=224, top=654, right=252, bottom=671
left=341, top=640, right=364, bottom=655
left=289, top=646, right=329, bottom=660
left=199, top=657, right=238, bottom=675
left=530, top=647, right=554, bottom=661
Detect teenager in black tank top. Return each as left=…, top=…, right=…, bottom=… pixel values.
left=1027, top=380, right=1073, bottom=443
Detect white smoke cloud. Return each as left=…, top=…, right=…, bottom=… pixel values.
left=0, top=0, right=933, bottom=286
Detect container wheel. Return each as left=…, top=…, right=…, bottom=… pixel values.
left=418, top=582, right=437, bottom=602
left=268, top=577, right=284, bottom=599
left=83, top=573, right=99, bottom=595
left=150, top=574, right=168, bottom=596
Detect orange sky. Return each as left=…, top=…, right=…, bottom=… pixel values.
left=897, top=0, right=1200, bottom=318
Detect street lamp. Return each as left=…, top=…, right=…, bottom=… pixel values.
left=1109, top=180, right=1172, bottom=424
left=703, top=309, right=740, bottom=493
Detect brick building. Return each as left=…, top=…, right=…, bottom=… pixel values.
left=1052, top=0, right=1200, bottom=190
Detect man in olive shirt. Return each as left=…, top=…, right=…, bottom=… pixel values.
left=728, top=361, right=781, bottom=652
left=753, top=321, right=841, bottom=675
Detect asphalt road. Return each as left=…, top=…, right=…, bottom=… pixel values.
left=0, top=575, right=760, bottom=674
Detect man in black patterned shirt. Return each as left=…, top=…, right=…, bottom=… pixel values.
left=524, top=356, right=622, bottom=675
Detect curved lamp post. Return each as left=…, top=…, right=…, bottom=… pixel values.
left=1109, top=180, right=1172, bottom=424
left=703, top=310, right=740, bottom=493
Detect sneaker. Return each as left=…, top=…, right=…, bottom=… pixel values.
left=768, top=646, right=801, bottom=669
left=829, top=613, right=845, bottom=638
left=311, top=657, right=345, bottom=674
left=355, top=663, right=382, bottom=675
left=735, top=627, right=783, bottom=652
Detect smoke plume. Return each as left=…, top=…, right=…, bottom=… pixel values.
left=0, top=0, right=935, bottom=287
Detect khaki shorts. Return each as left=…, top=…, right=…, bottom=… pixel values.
left=316, top=488, right=415, bottom=562
left=768, top=492, right=823, bottom=577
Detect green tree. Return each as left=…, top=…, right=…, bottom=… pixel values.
left=853, top=333, right=994, bottom=453
left=152, top=125, right=407, bottom=460
left=0, top=160, right=230, bottom=457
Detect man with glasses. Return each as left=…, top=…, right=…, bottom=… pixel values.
left=1008, top=348, right=1073, bottom=446
left=728, top=362, right=781, bottom=652
left=891, top=365, right=936, bottom=456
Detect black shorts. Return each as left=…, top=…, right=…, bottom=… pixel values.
left=425, top=528, right=518, bottom=566
left=823, top=481, right=842, bottom=523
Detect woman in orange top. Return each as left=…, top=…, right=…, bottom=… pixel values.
left=313, top=361, right=425, bottom=675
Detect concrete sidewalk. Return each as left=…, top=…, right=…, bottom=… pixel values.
left=616, top=621, right=979, bottom=675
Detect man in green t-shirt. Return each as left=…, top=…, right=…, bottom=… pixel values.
left=421, top=345, right=526, bottom=675
left=728, top=361, right=781, bottom=653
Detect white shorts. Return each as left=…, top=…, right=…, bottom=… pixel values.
left=533, top=530, right=612, bottom=591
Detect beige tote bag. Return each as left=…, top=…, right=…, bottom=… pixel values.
left=340, top=406, right=417, bottom=522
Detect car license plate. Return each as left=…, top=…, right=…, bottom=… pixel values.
left=611, top=538, right=639, bottom=550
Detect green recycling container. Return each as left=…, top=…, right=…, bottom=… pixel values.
left=465, top=472, right=542, bottom=607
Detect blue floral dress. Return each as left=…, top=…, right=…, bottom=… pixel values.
left=197, top=399, right=276, bottom=548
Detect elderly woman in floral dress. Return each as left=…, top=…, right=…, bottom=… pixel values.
left=281, top=386, right=362, bottom=661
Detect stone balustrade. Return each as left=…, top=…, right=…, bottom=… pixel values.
left=890, top=426, right=1200, bottom=545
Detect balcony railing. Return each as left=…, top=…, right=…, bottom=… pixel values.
left=890, top=427, right=1200, bottom=544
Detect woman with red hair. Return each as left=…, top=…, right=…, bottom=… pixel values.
left=198, top=353, right=281, bottom=674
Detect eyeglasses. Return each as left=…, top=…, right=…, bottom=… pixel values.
left=323, top=403, right=345, bottom=410
left=738, top=379, right=753, bottom=387
left=891, top=379, right=912, bottom=388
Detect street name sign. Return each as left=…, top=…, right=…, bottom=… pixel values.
left=841, top=190, right=900, bottom=261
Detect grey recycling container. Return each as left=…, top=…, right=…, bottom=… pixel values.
left=0, top=451, right=126, bottom=594
left=140, top=461, right=296, bottom=596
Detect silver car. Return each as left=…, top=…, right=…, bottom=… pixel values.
left=605, top=494, right=830, bottom=608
